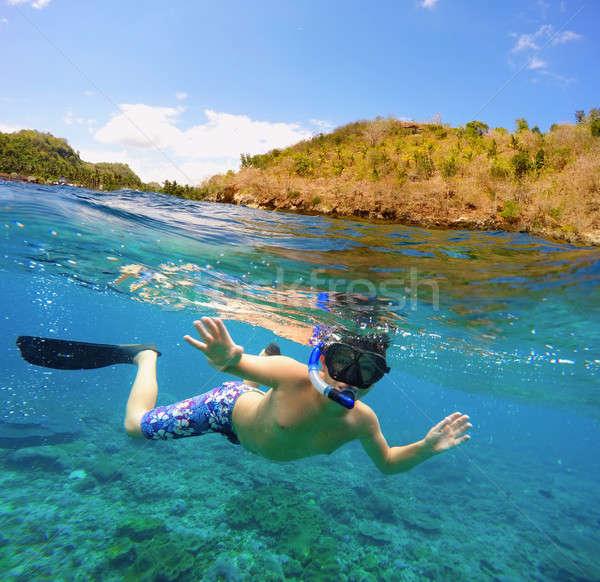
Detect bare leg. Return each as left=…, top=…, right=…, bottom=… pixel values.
left=124, top=350, right=158, bottom=438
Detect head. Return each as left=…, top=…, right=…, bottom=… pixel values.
left=318, top=327, right=390, bottom=397
left=262, top=342, right=281, bottom=356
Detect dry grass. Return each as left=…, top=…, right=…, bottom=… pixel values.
left=192, top=118, right=600, bottom=246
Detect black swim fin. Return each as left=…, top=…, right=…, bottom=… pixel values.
left=16, top=336, right=161, bottom=370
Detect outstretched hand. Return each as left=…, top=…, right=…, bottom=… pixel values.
left=423, top=412, right=471, bottom=454
left=184, top=317, right=244, bottom=370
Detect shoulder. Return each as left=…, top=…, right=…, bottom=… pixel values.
left=351, top=401, right=380, bottom=437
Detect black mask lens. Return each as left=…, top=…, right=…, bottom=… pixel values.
left=324, top=343, right=388, bottom=389
left=325, top=344, right=355, bottom=378
left=357, top=353, right=387, bottom=385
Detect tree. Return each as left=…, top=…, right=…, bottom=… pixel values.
left=465, top=121, right=489, bottom=137
left=515, top=118, right=529, bottom=132
left=511, top=152, right=532, bottom=179
left=575, top=110, right=585, bottom=123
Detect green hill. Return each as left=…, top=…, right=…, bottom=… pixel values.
left=192, top=112, right=600, bottom=245
left=0, top=130, right=143, bottom=190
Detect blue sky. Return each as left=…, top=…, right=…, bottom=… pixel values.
left=1, top=0, right=598, bottom=184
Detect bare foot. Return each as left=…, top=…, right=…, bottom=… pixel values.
left=133, top=350, right=158, bottom=366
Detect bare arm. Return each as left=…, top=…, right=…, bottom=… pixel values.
left=184, top=317, right=308, bottom=389
left=359, top=408, right=471, bottom=475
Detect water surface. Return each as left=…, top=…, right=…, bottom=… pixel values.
left=1, top=182, right=599, bottom=581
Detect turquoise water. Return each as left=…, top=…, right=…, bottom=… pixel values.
left=1, top=181, right=599, bottom=581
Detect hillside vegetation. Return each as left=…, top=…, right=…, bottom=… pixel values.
left=192, top=111, right=600, bottom=245
left=0, top=130, right=143, bottom=190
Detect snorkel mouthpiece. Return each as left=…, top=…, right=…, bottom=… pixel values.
left=308, top=344, right=355, bottom=409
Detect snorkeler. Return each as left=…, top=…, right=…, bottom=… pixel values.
left=17, top=318, right=470, bottom=472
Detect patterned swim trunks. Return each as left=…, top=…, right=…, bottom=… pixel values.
left=140, top=381, right=262, bottom=444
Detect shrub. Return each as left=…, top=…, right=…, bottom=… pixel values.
left=413, top=150, right=434, bottom=179
left=591, top=119, right=600, bottom=137
left=494, top=127, right=508, bottom=135
left=535, top=148, right=545, bottom=171
left=441, top=156, right=458, bottom=178
left=311, top=196, right=322, bottom=205
left=294, top=154, right=315, bottom=176
left=511, top=151, right=532, bottom=179
left=550, top=206, right=562, bottom=220
left=332, top=160, right=345, bottom=176
left=550, top=147, right=572, bottom=170
left=490, top=159, right=511, bottom=179
left=240, top=153, right=270, bottom=169
left=501, top=200, right=521, bottom=221
left=287, top=189, right=300, bottom=199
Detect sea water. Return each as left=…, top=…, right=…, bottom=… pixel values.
left=0, top=181, right=598, bottom=581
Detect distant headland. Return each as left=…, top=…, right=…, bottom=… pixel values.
left=2, top=111, right=599, bottom=246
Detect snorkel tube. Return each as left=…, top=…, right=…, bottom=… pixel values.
left=308, top=343, right=355, bottom=409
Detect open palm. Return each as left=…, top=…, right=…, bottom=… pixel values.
left=184, top=317, right=243, bottom=370
left=424, top=412, right=471, bottom=453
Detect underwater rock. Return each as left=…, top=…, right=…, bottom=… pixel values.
left=71, top=476, right=96, bottom=493
left=87, top=456, right=123, bottom=483
left=0, top=419, right=80, bottom=449
left=357, top=520, right=394, bottom=545
left=225, top=485, right=346, bottom=579
left=205, top=555, right=243, bottom=582
left=171, top=498, right=187, bottom=515
left=116, top=516, right=167, bottom=542
left=107, top=537, right=137, bottom=568
left=541, top=546, right=600, bottom=581
left=68, top=469, right=87, bottom=479
left=4, top=444, right=71, bottom=472
left=400, top=510, right=443, bottom=535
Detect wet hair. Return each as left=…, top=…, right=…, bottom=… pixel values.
left=320, top=326, right=390, bottom=358
left=263, top=342, right=281, bottom=356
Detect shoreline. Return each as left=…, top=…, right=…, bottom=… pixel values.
left=205, top=183, right=600, bottom=247
left=3, top=174, right=598, bottom=247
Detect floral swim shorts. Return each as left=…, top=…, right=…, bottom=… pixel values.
left=140, top=381, right=263, bottom=444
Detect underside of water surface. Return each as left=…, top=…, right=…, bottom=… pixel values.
left=1, top=182, right=599, bottom=581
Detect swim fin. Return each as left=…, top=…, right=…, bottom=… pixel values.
left=16, top=336, right=161, bottom=370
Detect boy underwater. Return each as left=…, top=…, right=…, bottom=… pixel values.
left=17, top=317, right=471, bottom=473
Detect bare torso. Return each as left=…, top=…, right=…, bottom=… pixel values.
left=232, top=378, right=366, bottom=461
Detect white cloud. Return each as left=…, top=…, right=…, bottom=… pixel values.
left=511, top=32, right=538, bottom=52
left=309, top=118, right=334, bottom=132
left=551, top=30, right=582, bottom=45
left=528, top=56, right=547, bottom=70
left=175, top=92, right=188, bottom=101
left=0, top=122, right=22, bottom=133
left=1, top=17, right=8, bottom=23
left=8, top=0, right=52, bottom=8
left=511, top=24, right=581, bottom=53
left=63, top=110, right=96, bottom=127
left=510, top=24, right=582, bottom=81
left=90, top=105, right=315, bottom=184
left=83, top=90, right=96, bottom=97
left=420, top=0, right=439, bottom=8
